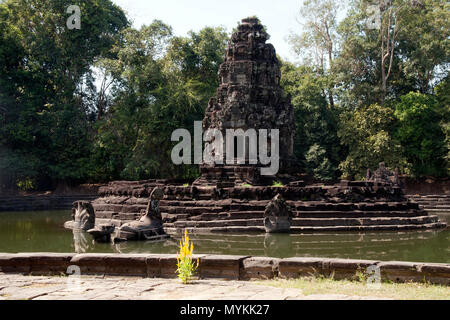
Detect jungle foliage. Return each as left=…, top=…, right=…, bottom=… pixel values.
left=0, top=0, right=448, bottom=191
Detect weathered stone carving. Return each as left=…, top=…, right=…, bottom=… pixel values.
left=366, top=162, right=400, bottom=186
left=87, top=224, right=115, bottom=243
left=115, top=187, right=168, bottom=241
left=264, top=194, right=293, bottom=233
left=79, top=19, right=447, bottom=235
left=195, top=17, right=298, bottom=186
left=64, top=201, right=95, bottom=231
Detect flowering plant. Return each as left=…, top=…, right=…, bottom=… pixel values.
left=176, top=229, right=199, bottom=284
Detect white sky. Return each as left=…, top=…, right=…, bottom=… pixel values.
left=112, top=0, right=305, bottom=62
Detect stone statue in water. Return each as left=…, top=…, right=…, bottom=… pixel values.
left=64, top=201, right=95, bottom=231
left=115, top=187, right=168, bottom=241
left=65, top=188, right=168, bottom=243
left=263, top=194, right=293, bottom=233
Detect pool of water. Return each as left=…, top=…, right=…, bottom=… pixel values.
left=0, top=210, right=448, bottom=263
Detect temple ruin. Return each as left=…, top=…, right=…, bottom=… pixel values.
left=79, top=18, right=446, bottom=236
left=194, top=17, right=297, bottom=187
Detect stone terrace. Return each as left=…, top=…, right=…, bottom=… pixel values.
left=92, top=180, right=446, bottom=234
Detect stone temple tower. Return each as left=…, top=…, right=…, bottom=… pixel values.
left=195, top=17, right=297, bottom=186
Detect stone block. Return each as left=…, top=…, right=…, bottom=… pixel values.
left=278, top=257, right=328, bottom=279
left=158, top=254, right=179, bottom=278
left=326, top=258, right=379, bottom=280
left=104, top=254, right=148, bottom=276
left=69, top=253, right=113, bottom=275
left=377, top=261, right=423, bottom=283
left=240, top=257, right=280, bottom=280
left=0, top=253, right=31, bottom=274
left=28, top=253, right=75, bottom=275
left=420, top=263, right=450, bottom=285
left=199, top=255, right=249, bottom=280
left=146, top=254, right=163, bottom=278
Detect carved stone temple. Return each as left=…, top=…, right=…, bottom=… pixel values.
left=194, top=17, right=297, bottom=187
left=74, top=18, right=447, bottom=237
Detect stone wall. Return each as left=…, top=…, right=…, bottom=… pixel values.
left=0, top=253, right=448, bottom=285
left=91, top=180, right=446, bottom=233
left=0, top=194, right=98, bottom=212
left=402, top=177, right=450, bottom=195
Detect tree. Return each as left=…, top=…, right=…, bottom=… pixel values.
left=393, top=92, right=447, bottom=176
left=290, top=0, right=341, bottom=108
left=92, top=23, right=228, bottom=180
left=338, top=103, right=408, bottom=179
left=397, top=0, right=450, bottom=94
left=281, top=61, right=342, bottom=180
left=0, top=0, right=128, bottom=190
left=435, top=78, right=450, bottom=175
left=335, top=0, right=449, bottom=108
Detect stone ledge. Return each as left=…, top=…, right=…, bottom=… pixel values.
left=0, top=253, right=448, bottom=285
left=0, top=253, right=75, bottom=274
left=199, top=255, right=249, bottom=280
left=240, top=256, right=280, bottom=280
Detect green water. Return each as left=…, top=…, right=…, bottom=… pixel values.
left=0, top=210, right=448, bottom=263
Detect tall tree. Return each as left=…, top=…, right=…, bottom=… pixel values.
left=338, top=103, right=408, bottom=179
left=393, top=92, right=447, bottom=176
left=290, top=0, right=342, bottom=108
left=281, top=61, right=342, bottom=180
left=93, top=23, right=228, bottom=180
left=335, top=0, right=449, bottom=107
left=0, top=0, right=128, bottom=190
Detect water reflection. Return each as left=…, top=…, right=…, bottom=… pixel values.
left=0, top=210, right=448, bottom=263
left=112, top=237, right=178, bottom=254
left=264, top=234, right=293, bottom=258
left=72, top=230, right=92, bottom=253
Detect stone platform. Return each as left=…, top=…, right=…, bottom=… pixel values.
left=90, top=180, right=446, bottom=234
left=76, top=19, right=446, bottom=235
left=0, top=253, right=448, bottom=285
left=408, top=194, right=450, bottom=214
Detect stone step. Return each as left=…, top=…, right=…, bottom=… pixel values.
left=411, top=203, right=450, bottom=209
left=172, top=219, right=261, bottom=228
left=164, top=221, right=446, bottom=234
left=422, top=205, right=450, bottom=209
left=160, top=206, right=224, bottom=215
left=93, top=204, right=147, bottom=213
left=292, top=216, right=439, bottom=226
left=94, top=211, right=117, bottom=219
left=159, top=200, right=230, bottom=207
left=295, top=210, right=427, bottom=218
left=227, top=201, right=418, bottom=211
left=422, top=208, right=450, bottom=212
left=290, top=222, right=447, bottom=232
left=167, top=215, right=438, bottom=229
left=409, top=195, right=450, bottom=198
left=162, top=209, right=429, bottom=221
